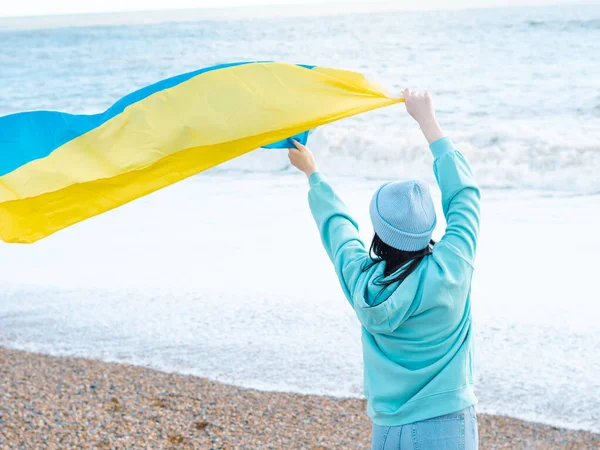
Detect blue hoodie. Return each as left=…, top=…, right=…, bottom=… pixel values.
left=307, top=137, right=480, bottom=426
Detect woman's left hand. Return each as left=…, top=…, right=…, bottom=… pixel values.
left=288, top=139, right=318, bottom=177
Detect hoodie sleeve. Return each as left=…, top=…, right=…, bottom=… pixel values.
left=430, top=137, right=481, bottom=266
left=307, top=172, right=369, bottom=305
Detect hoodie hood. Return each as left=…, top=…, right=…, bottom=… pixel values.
left=352, top=257, right=429, bottom=335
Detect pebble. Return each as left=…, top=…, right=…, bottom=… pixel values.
left=0, top=347, right=598, bottom=449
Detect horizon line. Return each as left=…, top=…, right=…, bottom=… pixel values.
left=0, top=0, right=595, bottom=21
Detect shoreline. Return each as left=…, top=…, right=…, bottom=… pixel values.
left=1, top=347, right=598, bottom=449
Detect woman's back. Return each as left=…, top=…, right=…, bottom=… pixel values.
left=350, top=234, right=476, bottom=425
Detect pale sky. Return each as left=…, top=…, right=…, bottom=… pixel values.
left=0, top=0, right=592, bottom=18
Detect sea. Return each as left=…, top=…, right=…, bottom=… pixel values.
left=0, top=3, right=599, bottom=433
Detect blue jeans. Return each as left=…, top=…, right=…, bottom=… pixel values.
left=371, top=407, right=478, bottom=450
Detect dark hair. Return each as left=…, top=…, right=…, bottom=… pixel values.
left=362, top=234, right=435, bottom=296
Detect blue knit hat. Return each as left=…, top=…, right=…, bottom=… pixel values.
left=369, top=180, right=437, bottom=251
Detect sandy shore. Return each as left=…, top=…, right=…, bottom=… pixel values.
left=0, top=347, right=597, bottom=449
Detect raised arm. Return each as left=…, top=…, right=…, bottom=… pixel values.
left=405, top=89, right=481, bottom=265
left=287, top=140, right=368, bottom=304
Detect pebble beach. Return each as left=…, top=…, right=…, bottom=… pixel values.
left=1, top=347, right=598, bottom=449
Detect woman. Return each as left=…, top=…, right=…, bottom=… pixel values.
left=288, top=89, right=480, bottom=449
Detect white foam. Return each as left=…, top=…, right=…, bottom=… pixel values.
left=215, top=116, right=600, bottom=194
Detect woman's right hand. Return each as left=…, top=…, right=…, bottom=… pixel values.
left=404, top=88, right=436, bottom=124
left=404, top=88, right=446, bottom=144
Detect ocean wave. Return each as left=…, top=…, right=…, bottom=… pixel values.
left=215, top=120, right=600, bottom=195
left=525, top=18, right=600, bottom=31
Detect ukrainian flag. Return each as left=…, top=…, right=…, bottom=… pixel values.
left=0, top=62, right=403, bottom=243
